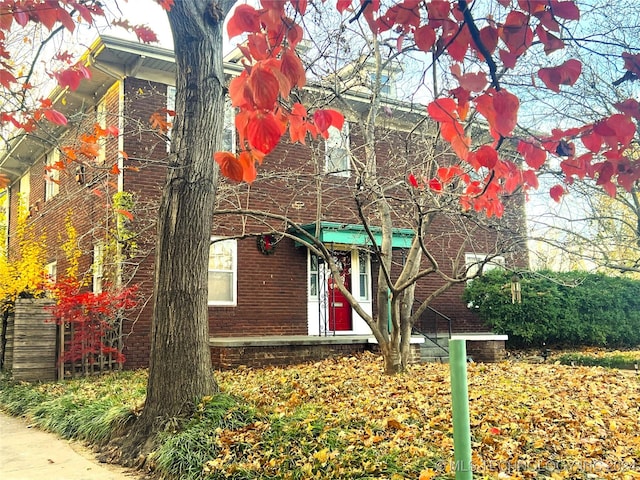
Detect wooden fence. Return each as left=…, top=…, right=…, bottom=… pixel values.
left=0, top=298, right=123, bottom=381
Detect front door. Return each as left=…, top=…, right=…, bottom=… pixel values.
left=328, top=251, right=352, bottom=331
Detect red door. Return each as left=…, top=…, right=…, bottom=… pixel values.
left=328, top=251, right=352, bottom=331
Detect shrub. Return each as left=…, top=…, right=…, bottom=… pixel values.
left=463, top=270, right=640, bottom=348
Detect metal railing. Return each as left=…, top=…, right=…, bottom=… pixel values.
left=412, top=305, right=452, bottom=356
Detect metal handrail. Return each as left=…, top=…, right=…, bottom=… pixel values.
left=412, top=305, right=452, bottom=355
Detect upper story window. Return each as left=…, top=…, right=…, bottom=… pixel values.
left=325, top=122, right=350, bottom=177
left=45, top=149, right=60, bottom=201
left=369, top=72, right=394, bottom=97
left=18, top=171, right=30, bottom=209
left=167, top=85, right=235, bottom=152
left=208, top=238, right=237, bottom=306
left=96, top=97, right=107, bottom=165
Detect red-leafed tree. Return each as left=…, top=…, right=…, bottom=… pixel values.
left=2, top=0, right=640, bottom=458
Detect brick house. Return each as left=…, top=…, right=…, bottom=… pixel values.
left=0, top=36, right=527, bottom=372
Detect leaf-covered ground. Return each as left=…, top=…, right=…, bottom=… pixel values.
left=2, top=353, right=640, bottom=479
left=210, top=353, right=640, bottom=480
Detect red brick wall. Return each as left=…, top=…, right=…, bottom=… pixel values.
left=5, top=71, right=528, bottom=369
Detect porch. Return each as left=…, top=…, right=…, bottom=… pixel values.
left=209, top=333, right=507, bottom=369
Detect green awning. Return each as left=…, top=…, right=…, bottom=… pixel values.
left=291, top=222, right=415, bottom=249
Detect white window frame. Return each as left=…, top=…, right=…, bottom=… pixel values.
left=208, top=237, right=237, bottom=306
left=167, top=86, right=235, bottom=153
left=309, top=252, right=319, bottom=299
left=465, top=253, right=505, bottom=280
left=325, top=122, right=350, bottom=177
left=46, top=261, right=57, bottom=282
left=18, top=171, right=30, bottom=209
left=96, top=97, right=107, bottom=164
left=45, top=149, right=60, bottom=201
left=356, top=250, right=370, bottom=301
left=93, top=242, right=104, bottom=294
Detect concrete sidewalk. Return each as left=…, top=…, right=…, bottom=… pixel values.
left=0, top=412, right=142, bottom=480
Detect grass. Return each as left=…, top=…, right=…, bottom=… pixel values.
left=1, top=353, right=640, bottom=479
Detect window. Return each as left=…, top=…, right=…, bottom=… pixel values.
left=45, top=261, right=57, bottom=283
left=309, top=253, right=319, bottom=298
left=325, top=122, right=350, bottom=176
left=358, top=250, right=370, bottom=300
left=45, top=150, right=60, bottom=201
left=465, top=253, right=505, bottom=279
left=369, top=72, right=393, bottom=96
left=167, top=86, right=235, bottom=152
left=18, top=171, right=30, bottom=208
left=208, top=238, right=237, bottom=305
left=96, top=97, right=107, bottom=164
left=93, top=242, right=104, bottom=294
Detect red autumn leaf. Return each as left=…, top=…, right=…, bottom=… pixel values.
left=535, top=25, right=564, bottom=55
left=215, top=152, right=244, bottom=182
left=427, top=98, right=458, bottom=123
left=408, top=173, right=419, bottom=188
left=115, top=209, right=134, bottom=221
left=549, top=0, right=580, bottom=20
left=13, top=9, right=29, bottom=27
left=476, top=26, right=498, bottom=60
left=133, top=26, right=159, bottom=44
left=455, top=71, right=487, bottom=92
left=441, top=121, right=470, bottom=160
left=437, top=166, right=464, bottom=183
left=447, top=25, right=471, bottom=62
left=0, top=69, right=17, bottom=88
left=522, top=169, right=539, bottom=189
left=593, top=114, right=636, bottom=148
left=286, top=23, right=305, bottom=48
left=247, top=112, right=284, bottom=154
left=414, top=25, right=436, bottom=52
left=428, top=178, right=443, bottom=192
left=336, top=0, right=352, bottom=13
left=474, top=145, right=499, bottom=169
left=110, top=164, right=120, bottom=175
left=238, top=151, right=257, bottom=183
left=499, top=49, right=519, bottom=69
left=581, top=130, right=602, bottom=153
left=281, top=49, right=306, bottom=89
left=537, top=59, right=582, bottom=92
left=517, top=141, right=547, bottom=169
left=614, top=99, right=640, bottom=120
left=291, top=0, right=308, bottom=15
left=313, top=109, right=344, bottom=136
left=155, top=0, right=175, bottom=10
left=427, top=0, right=450, bottom=23
left=54, top=63, right=92, bottom=91
left=475, top=89, right=519, bottom=137
left=499, top=11, right=533, bottom=56
left=622, top=52, right=640, bottom=77
left=227, top=4, right=260, bottom=38
left=550, top=184, right=565, bottom=202
left=250, top=66, right=280, bottom=110
left=43, top=108, right=68, bottom=126
left=229, top=72, right=254, bottom=109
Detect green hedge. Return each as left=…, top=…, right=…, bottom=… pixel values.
left=463, top=270, right=640, bottom=347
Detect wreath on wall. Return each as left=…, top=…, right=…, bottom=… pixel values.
left=257, top=234, right=278, bottom=255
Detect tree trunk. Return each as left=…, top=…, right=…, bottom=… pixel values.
left=125, top=0, right=234, bottom=447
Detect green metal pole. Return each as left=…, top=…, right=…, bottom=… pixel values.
left=449, top=339, right=473, bottom=479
